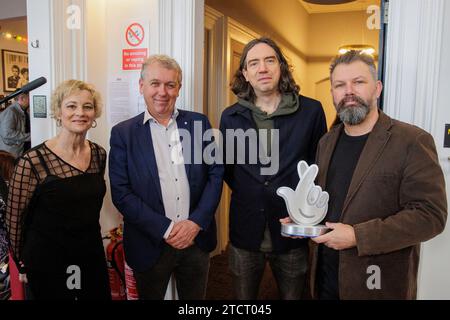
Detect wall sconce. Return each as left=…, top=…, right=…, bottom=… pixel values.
left=338, top=44, right=376, bottom=56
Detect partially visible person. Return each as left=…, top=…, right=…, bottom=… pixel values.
left=17, top=68, right=29, bottom=88
left=7, top=65, right=21, bottom=89
left=0, top=96, right=13, bottom=112
left=0, top=150, right=15, bottom=300
left=0, top=150, right=16, bottom=199
left=219, top=37, right=327, bottom=300
left=0, top=96, right=6, bottom=112
left=0, top=187, right=8, bottom=300
left=109, top=55, right=223, bottom=300
left=5, top=80, right=111, bottom=300
left=0, top=92, right=30, bottom=158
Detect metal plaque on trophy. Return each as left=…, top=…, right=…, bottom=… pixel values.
left=277, top=161, right=330, bottom=237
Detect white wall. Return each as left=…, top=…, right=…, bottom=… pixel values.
left=26, top=0, right=53, bottom=148
left=85, top=0, right=160, bottom=234
left=416, top=0, right=450, bottom=300
left=384, top=0, right=450, bottom=299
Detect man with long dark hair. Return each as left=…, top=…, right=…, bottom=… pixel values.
left=219, top=37, right=327, bottom=299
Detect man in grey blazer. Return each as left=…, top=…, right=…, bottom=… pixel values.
left=0, top=92, right=30, bottom=158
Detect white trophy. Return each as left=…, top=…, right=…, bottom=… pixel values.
left=277, top=161, right=330, bottom=237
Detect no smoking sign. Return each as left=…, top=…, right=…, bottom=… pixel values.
left=126, top=23, right=145, bottom=47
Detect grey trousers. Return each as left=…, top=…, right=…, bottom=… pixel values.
left=228, top=243, right=308, bottom=300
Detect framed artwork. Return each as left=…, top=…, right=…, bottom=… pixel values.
left=1, top=49, right=29, bottom=92
left=33, top=95, right=47, bottom=118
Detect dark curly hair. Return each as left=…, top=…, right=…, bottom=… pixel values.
left=231, top=37, right=300, bottom=103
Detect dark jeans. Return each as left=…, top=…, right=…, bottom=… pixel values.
left=134, top=243, right=210, bottom=300
left=228, top=243, right=308, bottom=300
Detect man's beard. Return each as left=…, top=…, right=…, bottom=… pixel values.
left=336, top=95, right=371, bottom=125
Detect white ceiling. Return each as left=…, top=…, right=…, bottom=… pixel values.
left=299, top=0, right=380, bottom=14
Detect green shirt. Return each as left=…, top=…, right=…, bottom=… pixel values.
left=238, top=93, right=299, bottom=156
left=238, top=93, right=299, bottom=252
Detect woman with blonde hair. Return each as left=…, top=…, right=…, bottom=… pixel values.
left=5, top=80, right=110, bottom=300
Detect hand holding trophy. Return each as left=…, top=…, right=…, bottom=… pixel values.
left=277, top=161, right=329, bottom=237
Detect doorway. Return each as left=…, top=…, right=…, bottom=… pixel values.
left=204, top=0, right=382, bottom=251
left=204, top=0, right=382, bottom=299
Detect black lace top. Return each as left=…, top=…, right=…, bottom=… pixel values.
left=5, top=141, right=106, bottom=267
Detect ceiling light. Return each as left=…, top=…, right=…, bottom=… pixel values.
left=303, top=0, right=356, bottom=4
left=338, top=44, right=376, bottom=56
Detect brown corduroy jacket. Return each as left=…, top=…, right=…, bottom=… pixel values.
left=310, top=110, right=447, bottom=300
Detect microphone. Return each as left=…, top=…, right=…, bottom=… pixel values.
left=0, top=77, right=47, bottom=105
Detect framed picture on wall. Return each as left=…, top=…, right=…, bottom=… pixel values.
left=1, top=49, right=29, bottom=92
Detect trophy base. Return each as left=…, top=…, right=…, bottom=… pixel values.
left=281, top=223, right=329, bottom=238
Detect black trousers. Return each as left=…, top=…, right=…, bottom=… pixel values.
left=27, top=263, right=111, bottom=300
left=134, top=243, right=210, bottom=300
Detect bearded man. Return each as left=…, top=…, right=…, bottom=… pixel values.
left=307, top=50, right=447, bottom=300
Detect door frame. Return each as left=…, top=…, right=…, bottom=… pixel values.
left=377, top=0, right=388, bottom=110
left=204, top=5, right=259, bottom=254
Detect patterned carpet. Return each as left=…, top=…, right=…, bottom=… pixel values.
left=205, top=247, right=279, bottom=300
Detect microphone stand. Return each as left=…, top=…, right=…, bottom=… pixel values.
left=0, top=90, right=26, bottom=106
left=0, top=77, right=48, bottom=106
